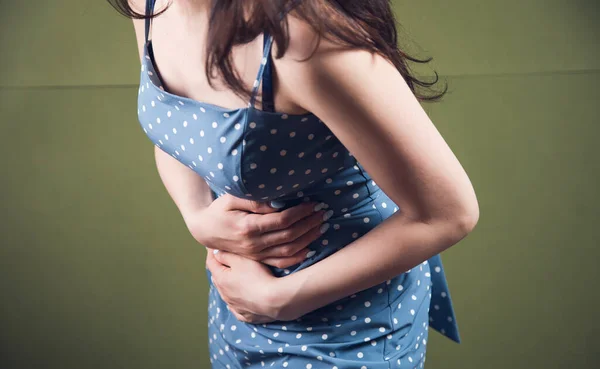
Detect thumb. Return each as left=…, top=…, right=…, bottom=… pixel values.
left=206, top=248, right=229, bottom=273
left=225, top=195, right=282, bottom=214
left=212, top=249, right=246, bottom=267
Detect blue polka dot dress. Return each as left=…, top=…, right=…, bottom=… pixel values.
left=137, top=1, right=461, bottom=368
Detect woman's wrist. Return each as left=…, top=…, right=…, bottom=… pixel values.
left=268, top=271, right=309, bottom=321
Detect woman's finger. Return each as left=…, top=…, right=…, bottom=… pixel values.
left=258, top=209, right=328, bottom=249
left=245, top=201, right=322, bottom=235
left=224, top=194, right=284, bottom=214
left=205, top=248, right=229, bottom=277
left=257, top=221, right=325, bottom=259
left=259, top=247, right=310, bottom=269
left=230, top=308, right=247, bottom=322
left=212, top=248, right=248, bottom=268
left=230, top=307, right=275, bottom=324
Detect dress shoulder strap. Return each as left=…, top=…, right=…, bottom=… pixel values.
left=249, top=1, right=304, bottom=111
left=249, top=33, right=276, bottom=111
left=144, top=0, right=157, bottom=44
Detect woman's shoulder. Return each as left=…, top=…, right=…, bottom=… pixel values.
left=276, top=15, right=319, bottom=61
left=127, top=0, right=149, bottom=26
left=272, top=13, right=376, bottom=111
left=276, top=14, right=344, bottom=63
left=127, top=0, right=147, bottom=13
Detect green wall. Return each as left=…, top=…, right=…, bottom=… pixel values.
left=1, top=1, right=599, bottom=368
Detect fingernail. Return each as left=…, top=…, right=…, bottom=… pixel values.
left=269, top=200, right=286, bottom=209
left=323, top=210, right=334, bottom=221
left=213, top=249, right=219, bottom=254
left=313, top=202, right=325, bottom=212
left=319, top=223, right=330, bottom=234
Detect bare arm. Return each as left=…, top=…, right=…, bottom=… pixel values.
left=266, top=18, right=479, bottom=319
left=129, top=8, right=215, bottom=222
left=154, top=146, right=215, bottom=221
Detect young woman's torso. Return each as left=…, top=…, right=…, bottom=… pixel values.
left=132, top=0, right=463, bottom=348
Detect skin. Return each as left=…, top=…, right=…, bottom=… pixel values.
left=129, top=0, right=479, bottom=324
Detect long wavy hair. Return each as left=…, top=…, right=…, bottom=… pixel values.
left=108, top=0, right=448, bottom=104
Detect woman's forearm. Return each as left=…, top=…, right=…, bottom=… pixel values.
left=153, top=145, right=214, bottom=223
left=273, top=211, right=475, bottom=320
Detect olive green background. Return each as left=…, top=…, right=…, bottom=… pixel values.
left=1, top=0, right=599, bottom=368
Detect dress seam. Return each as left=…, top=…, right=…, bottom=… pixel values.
left=351, top=157, right=390, bottom=368
left=237, top=109, right=253, bottom=196
left=385, top=277, right=393, bottom=368
left=353, top=158, right=385, bottom=223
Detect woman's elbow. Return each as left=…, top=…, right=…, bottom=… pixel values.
left=455, top=201, right=480, bottom=235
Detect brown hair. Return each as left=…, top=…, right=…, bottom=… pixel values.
left=107, top=0, right=448, bottom=104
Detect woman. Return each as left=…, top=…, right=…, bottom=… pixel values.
left=109, top=0, right=479, bottom=367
